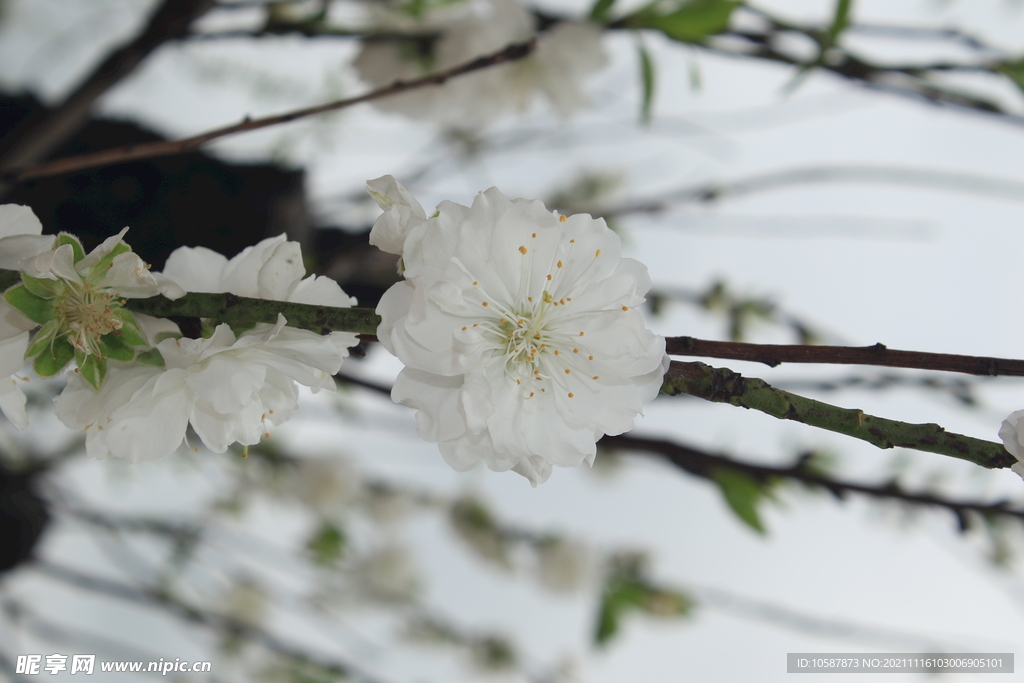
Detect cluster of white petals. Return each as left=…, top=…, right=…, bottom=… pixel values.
left=371, top=176, right=669, bottom=485
left=366, top=174, right=429, bottom=257
left=354, top=0, right=606, bottom=129
left=22, top=227, right=184, bottom=301
left=998, top=411, right=1024, bottom=480
left=53, top=235, right=359, bottom=461
left=0, top=205, right=61, bottom=428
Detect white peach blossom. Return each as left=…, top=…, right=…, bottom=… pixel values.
left=374, top=185, right=668, bottom=485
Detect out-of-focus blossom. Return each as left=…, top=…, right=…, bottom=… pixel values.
left=354, top=0, right=606, bottom=128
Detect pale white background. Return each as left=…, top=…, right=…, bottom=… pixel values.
left=2, top=0, right=1024, bottom=681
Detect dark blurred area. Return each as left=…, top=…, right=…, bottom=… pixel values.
left=0, top=92, right=399, bottom=307
left=0, top=461, right=49, bottom=573
left=1, top=92, right=309, bottom=268
left=0, top=91, right=406, bottom=572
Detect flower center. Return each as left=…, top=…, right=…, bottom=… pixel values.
left=55, top=282, right=123, bottom=356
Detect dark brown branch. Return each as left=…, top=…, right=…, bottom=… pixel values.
left=666, top=337, right=1024, bottom=377
left=603, top=433, right=1024, bottom=531
left=0, top=39, right=536, bottom=183
left=0, top=0, right=216, bottom=173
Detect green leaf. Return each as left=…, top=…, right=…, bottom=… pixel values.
left=55, top=232, right=85, bottom=264
left=307, top=522, right=346, bottom=565
left=135, top=348, right=165, bottom=367
left=826, top=0, right=852, bottom=46
left=79, top=354, right=107, bottom=390
left=711, top=468, right=768, bottom=534
left=34, top=337, right=74, bottom=377
left=999, top=60, right=1024, bottom=95
left=87, top=240, right=132, bottom=281
left=589, top=0, right=617, bottom=22
left=100, top=333, right=135, bottom=362
left=113, top=311, right=148, bottom=347
left=637, top=39, right=655, bottom=124
left=595, top=578, right=692, bottom=645
left=20, top=273, right=62, bottom=299
left=594, top=585, right=627, bottom=645
left=631, top=0, right=742, bottom=43
left=25, top=320, right=59, bottom=359
left=4, top=284, right=55, bottom=324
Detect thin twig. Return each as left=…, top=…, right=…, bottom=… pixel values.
left=667, top=337, right=1024, bottom=377
left=0, top=39, right=536, bottom=183
left=0, top=0, right=216, bottom=174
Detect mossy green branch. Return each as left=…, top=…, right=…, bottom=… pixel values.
left=662, top=360, right=1016, bottom=470
left=127, top=293, right=382, bottom=335
left=0, top=268, right=382, bottom=334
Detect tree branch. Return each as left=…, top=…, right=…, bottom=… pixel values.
left=0, top=0, right=216, bottom=173
left=662, top=360, right=1015, bottom=469
left=604, top=433, right=1024, bottom=531
left=0, top=40, right=536, bottom=184
left=666, top=336, right=1024, bottom=377
left=125, top=291, right=382, bottom=334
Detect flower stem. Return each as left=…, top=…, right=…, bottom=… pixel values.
left=661, top=360, right=1015, bottom=470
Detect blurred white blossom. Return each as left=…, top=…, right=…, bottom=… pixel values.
left=291, top=457, right=362, bottom=518
left=536, top=538, right=590, bottom=592
left=359, top=545, right=419, bottom=602
left=354, top=0, right=606, bottom=128
left=374, top=183, right=669, bottom=485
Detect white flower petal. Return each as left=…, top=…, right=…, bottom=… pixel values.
left=375, top=184, right=668, bottom=484
left=162, top=245, right=230, bottom=293
left=999, top=410, right=1024, bottom=462
left=0, top=378, right=29, bottom=431
left=0, top=204, right=42, bottom=239
left=367, top=175, right=429, bottom=255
